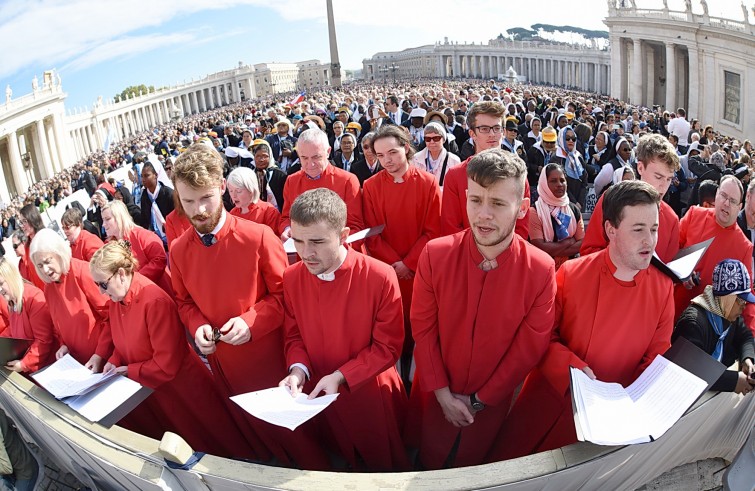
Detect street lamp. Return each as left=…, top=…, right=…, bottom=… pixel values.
left=389, top=64, right=399, bottom=84
left=379, top=65, right=389, bottom=84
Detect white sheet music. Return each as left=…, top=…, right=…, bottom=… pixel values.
left=31, top=354, right=118, bottom=399
left=65, top=376, right=144, bottom=422
left=666, top=248, right=706, bottom=279
left=231, top=387, right=339, bottom=431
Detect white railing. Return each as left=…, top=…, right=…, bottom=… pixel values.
left=611, top=7, right=751, bottom=34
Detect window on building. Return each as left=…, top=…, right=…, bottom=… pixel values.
left=723, top=70, right=741, bottom=125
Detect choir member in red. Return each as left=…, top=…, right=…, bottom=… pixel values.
left=581, top=134, right=681, bottom=262
left=675, top=175, right=755, bottom=331
left=170, top=142, right=325, bottom=468
left=17, top=204, right=46, bottom=289
left=0, top=258, right=57, bottom=373
left=29, top=229, right=111, bottom=370
left=279, top=129, right=363, bottom=240
left=492, top=180, right=674, bottom=461
left=365, top=125, right=441, bottom=382
left=61, top=207, right=104, bottom=262
left=410, top=148, right=556, bottom=469
left=164, top=200, right=192, bottom=250
left=440, top=101, right=530, bottom=239
left=227, top=167, right=281, bottom=233
left=89, top=241, right=257, bottom=458
left=11, top=231, right=29, bottom=280
left=279, top=189, right=410, bottom=471
left=100, top=200, right=173, bottom=297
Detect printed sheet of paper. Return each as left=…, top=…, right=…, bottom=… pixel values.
left=231, top=387, right=339, bottom=431
left=666, top=247, right=706, bottom=279
left=65, top=376, right=145, bottom=423
left=283, top=225, right=385, bottom=254
left=31, top=354, right=118, bottom=399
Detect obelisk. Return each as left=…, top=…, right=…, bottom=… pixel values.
left=326, top=0, right=342, bottom=88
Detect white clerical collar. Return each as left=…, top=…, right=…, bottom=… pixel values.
left=316, top=247, right=347, bottom=281
left=195, top=209, right=227, bottom=238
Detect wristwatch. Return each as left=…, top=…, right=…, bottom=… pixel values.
left=470, top=392, right=485, bottom=411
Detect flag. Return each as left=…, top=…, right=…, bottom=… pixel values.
left=289, top=90, right=306, bottom=106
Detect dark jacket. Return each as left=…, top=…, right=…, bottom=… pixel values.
left=350, top=158, right=383, bottom=187
left=139, top=183, right=174, bottom=232
left=117, top=186, right=142, bottom=225
left=258, top=167, right=288, bottom=212
left=673, top=304, right=755, bottom=392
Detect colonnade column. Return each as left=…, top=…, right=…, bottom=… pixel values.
left=630, top=39, right=643, bottom=105
left=665, top=42, right=676, bottom=111
left=7, top=132, right=29, bottom=193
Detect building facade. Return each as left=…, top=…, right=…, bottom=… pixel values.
left=363, top=38, right=612, bottom=94
left=253, top=60, right=336, bottom=97
left=604, top=1, right=754, bottom=142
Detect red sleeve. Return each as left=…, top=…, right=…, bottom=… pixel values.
left=126, top=297, right=184, bottom=388
left=264, top=205, right=281, bottom=235
left=106, top=318, right=123, bottom=368
left=170, top=245, right=211, bottom=336
left=135, top=230, right=168, bottom=283
left=0, top=299, right=8, bottom=336
left=240, top=226, right=287, bottom=341
left=678, top=206, right=692, bottom=247
left=514, top=181, right=531, bottom=239
left=343, top=174, right=364, bottom=233
left=633, top=280, right=674, bottom=379
left=579, top=194, right=607, bottom=257
left=282, top=271, right=312, bottom=373
left=403, top=180, right=441, bottom=271
left=339, top=266, right=404, bottom=392
left=363, top=179, right=402, bottom=265
left=440, top=167, right=465, bottom=236
left=279, top=178, right=296, bottom=233
left=83, top=233, right=104, bottom=261
left=476, top=259, right=556, bottom=406
left=74, top=264, right=113, bottom=359
left=410, top=246, right=449, bottom=391
left=740, top=242, right=755, bottom=336
left=20, top=292, right=57, bottom=372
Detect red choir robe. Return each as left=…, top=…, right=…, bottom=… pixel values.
left=491, top=248, right=674, bottom=461
left=0, top=297, right=8, bottom=333
left=104, top=272, right=256, bottom=458
left=363, top=166, right=441, bottom=352
left=230, top=201, right=281, bottom=234
left=674, top=206, right=755, bottom=330
left=170, top=212, right=325, bottom=468
left=283, top=249, right=410, bottom=471
left=3, top=284, right=58, bottom=372
left=44, top=259, right=112, bottom=364
left=164, top=210, right=192, bottom=250
left=22, top=245, right=45, bottom=290
left=580, top=194, right=680, bottom=262
left=409, top=231, right=556, bottom=469
left=70, top=229, right=104, bottom=262
left=279, top=165, right=363, bottom=234
left=124, top=227, right=173, bottom=297
left=440, top=158, right=530, bottom=238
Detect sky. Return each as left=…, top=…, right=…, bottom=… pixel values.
left=0, top=0, right=746, bottom=110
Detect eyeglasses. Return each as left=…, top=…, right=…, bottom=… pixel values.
left=11, top=242, right=20, bottom=251
left=735, top=297, right=747, bottom=308
left=95, top=271, right=117, bottom=291
left=565, top=136, right=577, bottom=142
left=474, top=125, right=503, bottom=134
left=424, top=135, right=443, bottom=143
left=17, top=219, right=27, bottom=227
left=717, top=191, right=740, bottom=207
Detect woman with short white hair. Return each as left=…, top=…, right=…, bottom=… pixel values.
left=29, top=228, right=111, bottom=371
left=411, top=122, right=461, bottom=186
left=227, top=167, right=281, bottom=233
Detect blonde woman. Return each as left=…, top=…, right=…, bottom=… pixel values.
left=0, top=258, right=57, bottom=373
left=29, top=229, right=111, bottom=371
left=227, top=167, right=281, bottom=233
left=89, top=241, right=255, bottom=458
left=100, top=200, right=173, bottom=297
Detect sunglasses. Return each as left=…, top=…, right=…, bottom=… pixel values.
left=565, top=136, right=577, bottom=142
left=424, top=135, right=443, bottom=143
left=11, top=242, right=20, bottom=251
left=95, top=271, right=117, bottom=291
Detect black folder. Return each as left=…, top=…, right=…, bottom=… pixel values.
left=0, top=338, right=32, bottom=365
left=651, top=237, right=714, bottom=283
left=663, top=336, right=726, bottom=394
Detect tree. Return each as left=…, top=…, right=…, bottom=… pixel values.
left=114, top=84, right=155, bottom=101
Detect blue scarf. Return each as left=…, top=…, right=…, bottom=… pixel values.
left=704, top=310, right=730, bottom=362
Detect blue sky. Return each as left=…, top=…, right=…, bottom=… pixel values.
left=0, top=0, right=746, bottom=110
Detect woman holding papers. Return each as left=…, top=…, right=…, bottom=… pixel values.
left=674, top=259, right=755, bottom=394
left=89, top=241, right=255, bottom=458
left=100, top=201, right=174, bottom=298
left=227, top=167, right=281, bottom=233
left=0, top=258, right=57, bottom=372
left=29, top=229, right=111, bottom=372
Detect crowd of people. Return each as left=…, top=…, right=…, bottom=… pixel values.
left=0, top=78, right=753, bottom=476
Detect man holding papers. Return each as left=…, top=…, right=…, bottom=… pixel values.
left=363, top=125, right=441, bottom=383
left=674, top=175, right=755, bottom=330
left=409, top=148, right=556, bottom=469
left=279, top=189, right=409, bottom=471
left=581, top=134, right=681, bottom=262
left=492, top=180, right=674, bottom=460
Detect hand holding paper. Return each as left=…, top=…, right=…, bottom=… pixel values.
left=231, top=386, right=339, bottom=431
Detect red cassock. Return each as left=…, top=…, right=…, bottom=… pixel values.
left=70, top=229, right=104, bottom=262
left=440, top=158, right=530, bottom=239
left=22, top=245, right=45, bottom=290
left=125, top=227, right=174, bottom=297
left=44, top=258, right=112, bottom=365
left=674, top=206, right=755, bottom=330
left=3, top=284, right=58, bottom=372
left=230, top=201, right=281, bottom=234
left=170, top=213, right=324, bottom=468
left=492, top=249, right=674, bottom=461
left=279, top=165, right=363, bottom=234
left=283, top=250, right=410, bottom=471
left=164, top=210, right=192, bottom=250
left=580, top=194, right=680, bottom=262
left=363, top=167, right=441, bottom=347
left=105, top=272, right=256, bottom=458
left=0, top=297, right=9, bottom=333
left=409, top=231, right=556, bottom=469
